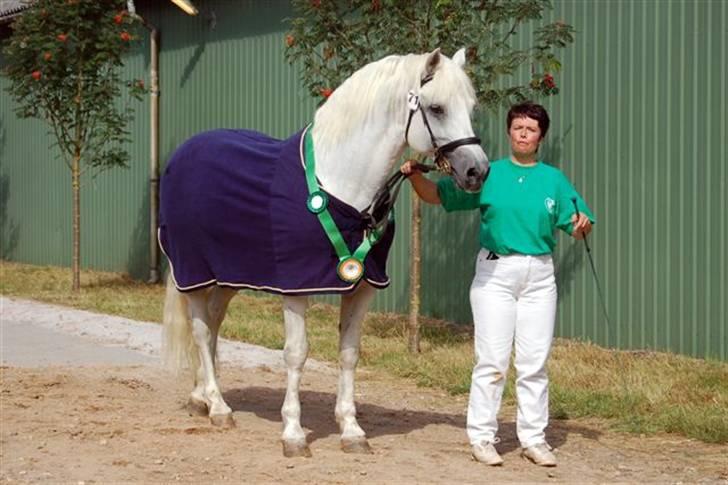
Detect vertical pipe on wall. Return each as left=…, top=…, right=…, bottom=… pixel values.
left=148, top=27, right=160, bottom=283
left=129, top=0, right=161, bottom=283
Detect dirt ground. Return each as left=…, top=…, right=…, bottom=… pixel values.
left=1, top=362, right=727, bottom=484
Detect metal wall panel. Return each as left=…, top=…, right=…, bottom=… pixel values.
left=0, top=37, right=149, bottom=276
left=419, top=0, right=726, bottom=360
left=1, top=0, right=724, bottom=359
left=554, top=0, right=725, bottom=360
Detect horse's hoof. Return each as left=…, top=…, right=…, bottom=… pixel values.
left=186, top=397, right=209, bottom=417
left=282, top=440, right=312, bottom=458
left=209, top=413, right=235, bottom=428
left=341, top=437, right=372, bottom=454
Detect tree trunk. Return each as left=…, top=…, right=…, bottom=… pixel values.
left=407, top=192, right=421, bottom=353
left=71, top=153, right=81, bottom=291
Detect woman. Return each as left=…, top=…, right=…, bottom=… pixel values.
left=401, top=102, right=594, bottom=467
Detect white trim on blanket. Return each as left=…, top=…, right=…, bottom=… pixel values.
left=158, top=230, right=391, bottom=295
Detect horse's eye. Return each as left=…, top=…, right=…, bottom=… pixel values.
left=429, top=104, right=445, bottom=116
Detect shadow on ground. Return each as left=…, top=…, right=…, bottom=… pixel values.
left=224, top=386, right=602, bottom=452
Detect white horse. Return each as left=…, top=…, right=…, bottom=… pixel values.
left=161, top=48, right=489, bottom=457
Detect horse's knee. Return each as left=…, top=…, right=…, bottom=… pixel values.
left=339, top=347, right=359, bottom=369
left=283, top=346, right=308, bottom=368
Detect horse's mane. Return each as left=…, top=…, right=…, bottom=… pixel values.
left=313, top=52, right=476, bottom=149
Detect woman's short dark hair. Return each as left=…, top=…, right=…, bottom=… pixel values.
left=507, top=102, right=550, bottom=139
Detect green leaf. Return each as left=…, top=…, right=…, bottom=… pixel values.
left=285, top=0, right=575, bottom=111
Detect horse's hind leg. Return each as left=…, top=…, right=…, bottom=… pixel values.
left=207, top=286, right=237, bottom=362
left=187, top=286, right=237, bottom=417
left=280, top=295, right=311, bottom=457
left=336, top=282, right=376, bottom=453
left=187, top=289, right=235, bottom=428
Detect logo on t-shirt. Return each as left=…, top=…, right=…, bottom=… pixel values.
left=544, top=197, right=556, bottom=214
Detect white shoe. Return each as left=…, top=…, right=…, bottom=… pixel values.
left=521, top=442, right=557, bottom=467
left=471, top=438, right=503, bottom=466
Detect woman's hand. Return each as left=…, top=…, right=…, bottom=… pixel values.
left=400, top=159, right=422, bottom=177
left=571, top=213, right=592, bottom=239
left=401, top=159, right=441, bottom=204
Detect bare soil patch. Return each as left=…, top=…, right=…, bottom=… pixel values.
left=1, top=364, right=726, bottom=483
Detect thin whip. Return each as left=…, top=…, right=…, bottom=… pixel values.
left=571, top=198, right=611, bottom=327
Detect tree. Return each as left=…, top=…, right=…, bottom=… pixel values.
left=285, top=0, right=575, bottom=350
left=3, top=0, right=144, bottom=291
left=286, top=0, right=572, bottom=105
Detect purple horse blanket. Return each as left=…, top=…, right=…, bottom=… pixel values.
left=158, top=127, right=395, bottom=295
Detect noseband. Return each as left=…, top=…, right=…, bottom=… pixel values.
left=403, top=75, right=481, bottom=175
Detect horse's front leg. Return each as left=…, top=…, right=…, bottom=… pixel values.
left=336, top=282, right=376, bottom=453
left=281, top=295, right=311, bottom=457
left=187, top=290, right=235, bottom=427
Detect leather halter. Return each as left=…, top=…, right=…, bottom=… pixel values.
left=360, top=75, right=483, bottom=236
left=403, top=75, right=482, bottom=175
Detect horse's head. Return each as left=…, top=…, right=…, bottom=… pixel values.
left=405, top=49, right=489, bottom=192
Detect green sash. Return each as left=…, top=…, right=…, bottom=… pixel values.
left=303, top=127, right=383, bottom=283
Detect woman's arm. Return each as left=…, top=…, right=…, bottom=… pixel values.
left=401, top=160, right=441, bottom=205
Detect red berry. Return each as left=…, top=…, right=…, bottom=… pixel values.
left=31, top=70, right=41, bottom=81
left=543, top=73, right=555, bottom=89
left=320, top=87, right=333, bottom=98
left=311, top=0, right=321, bottom=7
left=57, top=33, right=67, bottom=42
left=120, top=31, right=131, bottom=42
left=114, top=14, right=123, bottom=24
left=285, top=35, right=295, bottom=47
left=43, top=52, right=52, bottom=61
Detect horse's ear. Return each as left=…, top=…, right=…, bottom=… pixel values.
left=452, top=48, right=466, bottom=67
left=424, top=48, right=442, bottom=78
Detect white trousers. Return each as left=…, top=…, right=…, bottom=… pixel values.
left=467, top=249, right=557, bottom=448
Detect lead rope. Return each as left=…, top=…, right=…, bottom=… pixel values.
left=360, top=157, right=436, bottom=236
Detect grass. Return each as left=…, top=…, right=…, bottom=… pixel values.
left=2, top=260, right=726, bottom=444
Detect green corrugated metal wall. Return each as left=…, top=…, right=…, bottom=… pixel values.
left=421, top=0, right=727, bottom=361
left=0, top=0, right=724, bottom=359
left=0, top=29, right=150, bottom=276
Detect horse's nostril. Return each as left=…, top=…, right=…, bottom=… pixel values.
left=467, top=167, right=478, bottom=179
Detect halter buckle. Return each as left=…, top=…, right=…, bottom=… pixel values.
left=434, top=154, right=454, bottom=175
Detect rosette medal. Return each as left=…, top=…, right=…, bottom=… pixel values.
left=337, top=257, right=364, bottom=283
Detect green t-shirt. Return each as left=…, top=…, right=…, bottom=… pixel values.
left=437, top=158, right=596, bottom=255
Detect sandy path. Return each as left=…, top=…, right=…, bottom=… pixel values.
left=1, top=297, right=726, bottom=483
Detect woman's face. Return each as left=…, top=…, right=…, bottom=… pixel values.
left=508, top=116, right=542, bottom=157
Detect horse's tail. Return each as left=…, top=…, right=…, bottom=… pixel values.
left=161, top=274, right=199, bottom=375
